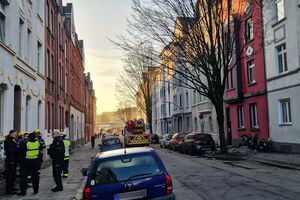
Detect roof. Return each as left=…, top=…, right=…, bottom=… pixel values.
left=95, top=147, right=154, bottom=159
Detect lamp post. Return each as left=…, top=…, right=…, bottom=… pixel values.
left=164, top=101, right=184, bottom=133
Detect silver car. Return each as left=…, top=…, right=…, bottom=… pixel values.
left=160, top=134, right=174, bottom=148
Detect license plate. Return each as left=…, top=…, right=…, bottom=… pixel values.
left=114, top=189, right=147, bottom=200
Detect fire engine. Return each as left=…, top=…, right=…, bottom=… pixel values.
left=123, top=119, right=151, bottom=147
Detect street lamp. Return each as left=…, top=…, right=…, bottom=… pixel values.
left=163, top=101, right=184, bottom=133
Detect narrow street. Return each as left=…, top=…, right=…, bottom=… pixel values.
left=153, top=144, right=300, bottom=200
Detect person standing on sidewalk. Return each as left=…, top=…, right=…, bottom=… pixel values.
left=91, top=135, right=95, bottom=149
left=48, top=130, right=65, bottom=192
left=34, top=129, right=46, bottom=174
left=18, top=133, right=40, bottom=196
left=4, top=129, right=18, bottom=195
left=61, top=132, right=70, bottom=178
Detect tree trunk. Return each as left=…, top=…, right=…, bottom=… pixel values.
left=215, top=101, right=227, bottom=154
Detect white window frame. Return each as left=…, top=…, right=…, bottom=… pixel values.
left=278, top=98, right=292, bottom=124
left=247, top=60, right=255, bottom=84
left=245, top=17, right=253, bottom=42
left=250, top=104, right=258, bottom=129
left=179, top=94, right=183, bottom=108
left=185, top=92, right=189, bottom=107
left=238, top=106, right=245, bottom=128
left=276, top=43, right=287, bottom=74
left=0, top=89, right=3, bottom=136
left=0, top=1, right=6, bottom=43
left=275, top=0, right=285, bottom=22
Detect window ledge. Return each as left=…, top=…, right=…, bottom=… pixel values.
left=250, top=127, right=260, bottom=131
left=226, top=87, right=235, bottom=92
left=238, top=127, right=246, bottom=131
left=248, top=81, right=257, bottom=86
left=279, top=123, right=292, bottom=126
left=272, top=17, right=286, bottom=28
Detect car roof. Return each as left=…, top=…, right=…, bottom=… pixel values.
left=103, top=136, right=120, bottom=140
left=95, top=147, right=155, bottom=159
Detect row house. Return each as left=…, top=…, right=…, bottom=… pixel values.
left=45, top=1, right=85, bottom=146
left=263, top=0, right=300, bottom=153
left=84, top=72, right=97, bottom=143
left=225, top=0, right=269, bottom=146
left=0, top=0, right=45, bottom=140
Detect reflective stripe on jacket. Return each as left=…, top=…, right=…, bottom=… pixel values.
left=63, top=139, right=71, bottom=160
left=26, top=141, right=40, bottom=159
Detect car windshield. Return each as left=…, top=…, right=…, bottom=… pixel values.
left=92, top=154, right=161, bottom=185
left=103, top=138, right=120, bottom=146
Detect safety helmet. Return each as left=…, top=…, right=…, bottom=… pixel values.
left=33, top=128, right=40, bottom=133
left=60, top=132, right=66, bottom=137
left=18, top=131, right=26, bottom=136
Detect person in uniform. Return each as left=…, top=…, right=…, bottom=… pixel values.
left=18, top=133, right=40, bottom=196
left=61, top=132, right=71, bottom=178
left=33, top=129, right=46, bottom=174
left=4, top=129, right=19, bottom=195
left=91, top=135, right=95, bottom=149
left=48, top=130, right=65, bottom=192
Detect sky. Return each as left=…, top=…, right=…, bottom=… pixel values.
left=63, top=0, right=132, bottom=114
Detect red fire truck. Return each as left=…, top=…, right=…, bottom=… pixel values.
left=123, top=119, right=151, bottom=147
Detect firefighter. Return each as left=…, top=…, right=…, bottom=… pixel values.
left=47, top=130, right=65, bottom=192
left=17, top=132, right=30, bottom=188
left=61, top=132, right=70, bottom=178
left=4, top=129, right=19, bottom=195
left=18, top=132, right=40, bottom=196
left=33, top=129, right=46, bottom=174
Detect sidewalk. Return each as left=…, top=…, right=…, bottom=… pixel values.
left=0, top=140, right=100, bottom=200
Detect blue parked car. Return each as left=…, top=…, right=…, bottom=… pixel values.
left=100, top=136, right=122, bottom=152
left=82, top=147, right=175, bottom=200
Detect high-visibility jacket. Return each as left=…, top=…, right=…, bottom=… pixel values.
left=26, top=141, right=40, bottom=159
left=63, top=139, right=71, bottom=160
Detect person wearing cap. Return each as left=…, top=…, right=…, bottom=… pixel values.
left=18, top=132, right=40, bottom=196
left=48, top=130, right=65, bottom=192
left=33, top=129, right=46, bottom=173
left=4, top=130, right=19, bottom=195
left=17, top=132, right=31, bottom=188
left=61, top=132, right=70, bottom=178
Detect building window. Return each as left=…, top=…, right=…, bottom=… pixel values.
left=193, top=90, right=196, bottom=104
left=194, top=117, right=197, bottom=131
left=0, top=87, right=4, bottom=135
left=276, top=43, right=287, bottom=73
left=237, top=106, right=245, bottom=128
left=27, top=28, right=31, bottom=60
left=25, top=95, right=31, bottom=131
left=279, top=98, right=291, bottom=124
left=37, top=100, right=42, bottom=129
left=245, top=17, right=253, bottom=42
left=187, top=117, right=190, bottom=131
left=0, top=0, right=7, bottom=43
left=19, top=18, right=24, bottom=56
left=179, top=94, right=183, bottom=108
left=226, top=67, right=235, bottom=89
left=247, top=60, right=255, bottom=84
left=37, top=41, right=42, bottom=71
left=250, top=103, right=258, bottom=129
left=275, top=0, right=285, bottom=22
left=173, top=95, right=177, bottom=110
left=185, top=92, right=189, bottom=107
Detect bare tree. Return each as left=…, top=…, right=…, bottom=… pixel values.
left=114, top=42, right=156, bottom=133
left=113, top=0, right=267, bottom=153
left=115, top=101, right=135, bottom=123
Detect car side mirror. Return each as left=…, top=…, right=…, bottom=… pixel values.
left=81, top=168, right=88, bottom=176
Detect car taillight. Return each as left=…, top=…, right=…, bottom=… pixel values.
left=165, top=175, right=173, bottom=195
left=83, top=187, right=91, bottom=200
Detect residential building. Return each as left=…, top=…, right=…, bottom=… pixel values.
left=225, top=0, right=269, bottom=146
left=263, top=0, right=300, bottom=152
left=64, top=3, right=85, bottom=145
left=84, top=72, right=97, bottom=143
left=0, top=0, right=45, bottom=140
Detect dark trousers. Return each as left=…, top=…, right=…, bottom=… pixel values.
left=5, top=161, right=16, bottom=193
left=91, top=141, right=95, bottom=148
left=19, top=159, right=39, bottom=194
left=52, top=160, right=63, bottom=189
left=62, top=159, right=69, bottom=176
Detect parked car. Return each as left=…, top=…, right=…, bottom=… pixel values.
left=180, top=133, right=216, bottom=155
left=169, top=133, right=185, bottom=151
left=151, top=134, right=159, bottom=144
left=82, top=147, right=175, bottom=200
left=160, top=134, right=174, bottom=148
left=100, top=136, right=122, bottom=152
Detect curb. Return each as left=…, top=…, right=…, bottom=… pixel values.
left=245, top=157, right=300, bottom=170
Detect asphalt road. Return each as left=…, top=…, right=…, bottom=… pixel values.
left=151, top=144, right=300, bottom=200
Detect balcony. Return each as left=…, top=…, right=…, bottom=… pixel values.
left=196, top=101, right=212, bottom=113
